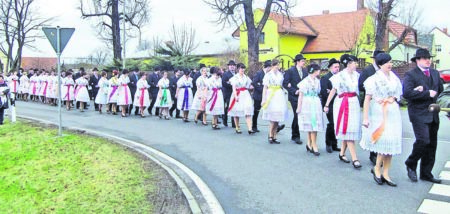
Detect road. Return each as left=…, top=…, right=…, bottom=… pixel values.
left=13, top=101, right=450, bottom=213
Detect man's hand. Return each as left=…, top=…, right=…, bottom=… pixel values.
left=414, top=86, right=423, bottom=92
left=429, top=90, right=437, bottom=98
left=295, top=90, right=299, bottom=95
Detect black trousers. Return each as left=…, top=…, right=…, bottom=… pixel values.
left=289, top=100, right=300, bottom=140
left=223, top=98, right=235, bottom=127
left=405, top=120, right=439, bottom=179
left=148, top=93, right=160, bottom=115
left=92, top=88, right=99, bottom=110
left=169, top=98, right=180, bottom=117
left=325, top=106, right=338, bottom=148
left=0, top=108, right=4, bottom=124
left=252, top=99, right=261, bottom=129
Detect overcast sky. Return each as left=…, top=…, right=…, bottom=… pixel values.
left=23, top=0, right=450, bottom=59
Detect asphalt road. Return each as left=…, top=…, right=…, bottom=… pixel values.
left=12, top=101, right=450, bottom=213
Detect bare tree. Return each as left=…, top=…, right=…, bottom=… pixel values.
left=79, top=0, right=150, bottom=64
left=156, top=23, right=199, bottom=56
left=90, top=49, right=110, bottom=67
left=204, top=0, right=295, bottom=72
left=0, top=0, right=17, bottom=71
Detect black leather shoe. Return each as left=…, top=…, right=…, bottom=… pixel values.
left=332, top=147, right=341, bottom=152
left=252, top=128, right=260, bottom=132
left=420, top=177, right=442, bottom=184
left=272, top=139, right=281, bottom=144
left=326, top=146, right=332, bottom=153
left=276, top=124, right=285, bottom=133
left=371, top=169, right=384, bottom=185
left=406, top=166, right=418, bottom=182
left=381, top=176, right=397, bottom=187
left=291, top=138, right=303, bottom=145
left=312, top=151, right=320, bottom=156
left=370, top=155, right=377, bottom=166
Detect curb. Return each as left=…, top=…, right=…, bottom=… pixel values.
left=17, top=115, right=225, bottom=214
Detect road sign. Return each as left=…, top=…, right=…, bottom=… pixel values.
left=42, top=27, right=75, bottom=53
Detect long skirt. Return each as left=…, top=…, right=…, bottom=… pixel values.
left=95, top=88, right=109, bottom=105
left=261, top=87, right=288, bottom=122
left=75, top=86, right=90, bottom=102
left=133, top=88, right=151, bottom=107
left=206, top=89, right=224, bottom=116
left=155, top=88, right=172, bottom=108
left=228, top=90, right=253, bottom=117
left=333, top=96, right=361, bottom=141
left=108, top=86, right=119, bottom=103
left=177, top=87, right=193, bottom=111
left=117, top=85, right=132, bottom=106
left=61, top=85, right=75, bottom=101
left=298, top=95, right=326, bottom=132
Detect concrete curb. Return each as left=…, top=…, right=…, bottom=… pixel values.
left=17, top=115, right=225, bottom=214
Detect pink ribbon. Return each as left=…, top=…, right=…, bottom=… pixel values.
left=139, top=88, right=146, bottom=107
left=12, top=80, right=18, bottom=93
left=43, top=81, right=48, bottom=96
left=122, top=84, right=129, bottom=105
left=64, top=84, right=73, bottom=101
left=208, top=88, right=220, bottom=111
left=32, top=81, right=37, bottom=95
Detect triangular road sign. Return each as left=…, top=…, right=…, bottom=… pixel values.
left=43, top=27, right=75, bottom=54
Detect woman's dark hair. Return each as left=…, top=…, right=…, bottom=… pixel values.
left=122, top=69, right=129, bottom=75
left=271, top=59, right=280, bottom=67
left=307, top=64, right=321, bottom=74
left=101, top=71, right=107, bottom=77
left=237, top=63, right=246, bottom=69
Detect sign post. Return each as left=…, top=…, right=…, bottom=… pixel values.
left=43, top=26, right=75, bottom=136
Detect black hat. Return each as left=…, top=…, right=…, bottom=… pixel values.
left=375, top=53, right=392, bottom=67
left=307, top=64, right=321, bottom=74
left=199, top=63, right=206, bottom=69
left=132, top=67, right=139, bottom=72
left=263, top=60, right=272, bottom=68
left=411, top=48, right=432, bottom=62
left=371, top=50, right=385, bottom=58
left=327, top=58, right=340, bottom=68
left=294, top=54, right=306, bottom=62
left=340, top=54, right=358, bottom=67
left=154, top=66, right=161, bottom=71
left=227, top=60, right=236, bottom=66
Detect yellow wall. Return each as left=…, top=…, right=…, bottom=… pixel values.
left=199, top=56, right=221, bottom=67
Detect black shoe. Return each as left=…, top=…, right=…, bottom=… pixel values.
left=291, top=138, right=303, bottom=145
left=312, top=150, right=320, bottom=156
left=276, top=124, right=285, bottom=133
left=352, top=160, right=362, bottom=169
left=370, top=155, right=377, bottom=166
left=420, top=177, right=442, bottom=184
left=381, top=176, right=397, bottom=187
left=339, top=154, right=350, bottom=163
left=332, top=147, right=341, bottom=152
left=175, top=116, right=183, bottom=119
left=235, top=128, right=242, bottom=134
left=272, top=139, right=281, bottom=144
left=326, top=146, right=332, bottom=153
left=306, top=145, right=311, bottom=152
left=223, top=123, right=228, bottom=127
left=406, top=165, right=418, bottom=182
left=371, top=169, right=384, bottom=185
left=248, top=130, right=256, bottom=135
left=252, top=128, right=260, bottom=132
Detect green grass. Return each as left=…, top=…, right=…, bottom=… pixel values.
left=0, top=121, right=154, bottom=213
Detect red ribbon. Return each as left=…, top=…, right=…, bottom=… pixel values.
left=228, top=88, right=247, bottom=113
left=122, top=84, right=129, bottom=105
left=139, top=88, right=145, bottom=107
left=12, top=80, right=17, bottom=92
left=43, top=81, right=48, bottom=96
left=64, top=84, right=72, bottom=101
left=208, top=88, right=220, bottom=111
left=335, top=92, right=357, bottom=136
left=32, top=81, right=37, bottom=95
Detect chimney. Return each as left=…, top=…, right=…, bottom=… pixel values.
left=444, top=28, right=448, bottom=35
left=322, top=10, right=330, bottom=14
left=357, top=0, right=365, bottom=10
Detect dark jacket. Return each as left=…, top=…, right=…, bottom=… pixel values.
left=147, top=72, right=160, bottom=96
left=128, top=72, right=139, bottom=95
left=170, top=75, right=181, bottom=99
left=252, top=70, right=265, bottom=101
left=192, top=71, right=202, bottom=95
left=320, top=71, right=336, bottom=107
left=282, top=66, right=308, bottom=102
left=403, top=66, right=444, bottom=123
left=222, top=70, right=234, bottom=101
left=358, top=64, right=377, bottom=93
left=89, top=74, right=100, bottom=91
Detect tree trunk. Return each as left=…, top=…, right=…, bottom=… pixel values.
left=375, top=0, right=394, bottom=51
left=111, top=0, right=122, bottom=62
left=243, top=2, right=259, bottom=77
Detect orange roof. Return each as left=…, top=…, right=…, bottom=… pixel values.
left=21, top=57, right=57, bottom=70
left=387, top=20, right=417, bottom=45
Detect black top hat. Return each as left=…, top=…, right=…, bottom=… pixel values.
left=294, top=54, right=306, bottom=62
left=199, top=63, right=206, bottom=69
left=263, top=60, right=272, bottom=68
left=227, top=60, right=236, bottom=66
left=411, top=48, right=432, bottom=62
left=327, top=58, right=340, bottom=68
left=371, top=50, right=385, bottom=58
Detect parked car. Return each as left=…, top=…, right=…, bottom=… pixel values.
left=440, top=69, right=450, bottom=83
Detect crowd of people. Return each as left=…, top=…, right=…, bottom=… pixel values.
left=0, top=48, right=448, bottom=187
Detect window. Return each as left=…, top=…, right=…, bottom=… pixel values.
left=259, top=33, right=265, bottom=44
left=436, top=45, right=442, bottom=52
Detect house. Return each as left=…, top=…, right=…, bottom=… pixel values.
left=21, top=57, right=57, bottom=71
left=232, top=7, right=419, bottom=69
left=386, top=20, right=421, bottom=63
left=430, top=27, right=450, bottom=70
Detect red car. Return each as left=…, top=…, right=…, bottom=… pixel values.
left=440, top=69, right=450, bottom=83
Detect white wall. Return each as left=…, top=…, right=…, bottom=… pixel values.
left=431, top=29, right=450, bottom=70
left=388, top=32, right=417, bottom=62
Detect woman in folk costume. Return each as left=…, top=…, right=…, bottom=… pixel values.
left=38, top=71, right=50, bottom=104
left=297, top=64, right=326, bottom=155
left=228, top=63, right=255, bottom=134
left=360, top=53, right=402, bottom=186
left=108, top=70, right=120, bottom=115
left=75, top=71, right=90, bottom=112
left=95, top=71, right=109, bottom=114
left=19, top=71, right=30, bottom=101
left=28, top=72, right=39, bottom=102
left=7, top=71, right=19, bottom=100
left=155, top=71, right=172, bottom=119
left=176, top=69, right=194, bottom=122
left=61, top=72, right=75, bottom=110
left=133, top=72, right=150, bottom=117
left=192, top=67, right=209, bottom=125
left=324, top=54, right=362, bottom=169
left=117, top=69, right=132, bottom=117
left=206, top=67, right=225, bottom=130
left=45, top=71, right=55, bottom=106
left=261, top=60, right=287, bottom=143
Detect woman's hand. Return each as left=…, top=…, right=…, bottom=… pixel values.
left=362, top=118, right=369, bottom=128
left=296, top=106, right=301, bottom=114
left=323, top=106, right=329, bottom=113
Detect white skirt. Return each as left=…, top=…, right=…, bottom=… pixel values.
left=95, top=88, right=109, bottom=105
left=298, top=95, right=326, bottom=132
left=20, top=83, right=29, bottom=94
left=133, top=88, right=151, bottom=107
left=206, top=89, right=224, bottom=115
left=108, top=86, right=119, bottom=103
left=333, top=96, right=361, bottom=141
left=360, top=101, right=402, bottom=155
left=177, top=87, right=193, bottom=110
left=61, top=85, right=75, bottom=101
left=117, top=85, right=132, bottom=106
left=191, top=89, right=208, bottom=111
left=29, top=83, right=39, bottom=95
left=228, top=90, right=253, bottom=117
left=155, top=88, right=172, bottom=108
left=75, top=86, right=90, bottom=102
left=261, top=88, right=288, bottom=122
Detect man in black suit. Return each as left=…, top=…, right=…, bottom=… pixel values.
left=222, top=60, right=237, bottom=127
left=192, top=65, right=203, bottom=96
left=358, top=50, right=384, bottom=164
left=128, top=67, right=139, bottom=115
left=169, top=69, right=182, bottom=118
left=89, top=68, right=100, bottom=111
left=283, top=54, right=308, bottom=144
left=147, top=67, right=161, bottom=116
left=403, top=48, right=444, bottom=184
left=252, top=60, right=271, bottom=132
left=320, top=58, right=341, bottom=153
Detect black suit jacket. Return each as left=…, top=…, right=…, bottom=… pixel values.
left=147, top=72, right=160, bottom=96
left=169, top=75, right=180, bottom=99
left=358, top=64, right=376, bottom=93
left=320, top=72, right=336, bottom=107
left=128, top=73, right=139, bottom=95
left=89, top=74, right=100, bottom=92
left=403, top=66, right=444, bottom=123
left=252, top=70, right=265, bottom=101
left=282, top=66, right=308, bottom=102
left=192, top=72, right=202, bottom=94
left=73, top=72, right=81, bottom=81
left=222, top=70, right=234, bottom=101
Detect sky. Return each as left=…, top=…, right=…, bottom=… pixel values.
left=23, top=0, right=450, bottom=59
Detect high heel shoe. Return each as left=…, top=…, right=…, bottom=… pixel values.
left=381, top=176, right=397, bottom=187
left=306, top=145, right=311, bottom=152
left=312, top=150, right=320, bottom=156
left=99, top=109, right=102, bottom=114
left=121, top=113, right=126, bottom=117
left=339, top=154, right=351, bottom=163
left=272, top=138, right=280, bottom=144
left=202, top=121, right=208, bottom=126
left=235, top=128, right=242, bottom=134
left=248, top=130, right=256, bottom=135
left=371, top=168, right=384, bottom=185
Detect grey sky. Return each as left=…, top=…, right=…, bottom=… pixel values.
left=24, top=0, right=450, bottom=58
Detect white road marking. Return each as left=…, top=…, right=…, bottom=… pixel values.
left=417, top=199, right=450, bottom=214
left=439, top=171, right=450, bottom=181
left=429, top=184, right=450, bottom=197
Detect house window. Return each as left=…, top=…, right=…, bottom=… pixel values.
left=259, top=33, right=265, bottom=44
left=436, top=45, right=442, bottom=52
left=359, top=58, right=366, bottom=67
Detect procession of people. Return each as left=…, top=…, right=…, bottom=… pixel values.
left=0, top=48, right=447, bottom=186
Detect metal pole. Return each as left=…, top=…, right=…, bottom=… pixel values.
left=122, top=0, right=126, bottom=70
left=57, top=26, right=62, bottom=136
